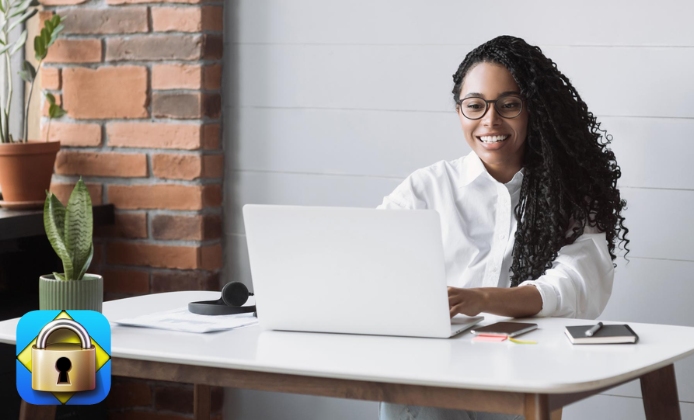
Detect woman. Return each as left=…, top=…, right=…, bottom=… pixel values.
left=379, top=35, right=629, bottom=420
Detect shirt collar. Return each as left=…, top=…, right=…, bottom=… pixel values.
left=459, top=151, right=486, bottom=187
left=459, top=151, right=525, bottom=192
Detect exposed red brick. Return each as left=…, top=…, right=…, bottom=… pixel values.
left=202, top=64, right=221, bottom=90
left=151, top=153, right=223, bottom=180
left=89, top=241, right=104, bottom=272
left=62, top=8, right=148, bottom=34
left=152, top=64, right=202, bottom=89
left=63, top=66, right=148, bottom=119
left=201, top=6, right=223, bottom=32
left=152, top=92, right=220, bottom=119
left=151, top=6, right=222, bottom=33
left=50, top=182, right=102, bottom=205
left=103, top=268, right=150, bottom=295
left=202, top=184, right=222, bottom=207
left=108, top=0, right=201, bottom=3
left=107, top=184, right=221, bottom=210
left=96, top=212, right=148, bottom=239
left=106, top=34, right=204, bottom=61
left=202, top=155, right=224, bottom=178
left=151, top=214, right=221, bottom=240
left=152, top=7, right=199, bottom=33
left=39, top=0, right=88, bottom=5
left=107, top=122, right=205, bottom=150
left=108, top=242, right=198, bottom=269
left=55, top=151, right=147, bottom=177
left=200, top=244, right=222, bottom=270
left=107, top=378, right=153, bottom=409
left=151, top=270, right=219, bottom=293
left=41, top=122, right=101, bottom=146
left=202, top=34, right=223, bottom=59
left=41, top=67, right=61, bottom=90
left=44, top=39, right=102, bottom=64
left=152, top=154, right=200, bottom=180
left=202, top=124, right=220, bottom=150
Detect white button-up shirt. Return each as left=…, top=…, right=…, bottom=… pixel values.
left=377, top=151, right=614, bottom=319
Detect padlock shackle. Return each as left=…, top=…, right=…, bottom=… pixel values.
left=35, top=319, right=91, bottom=349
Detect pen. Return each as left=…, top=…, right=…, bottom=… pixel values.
left=585, top=322, right=603, bottom=337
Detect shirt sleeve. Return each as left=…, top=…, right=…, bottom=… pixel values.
left=376, top=173, right=429, bottom=210
left=518, top=228, right=615, bottom=320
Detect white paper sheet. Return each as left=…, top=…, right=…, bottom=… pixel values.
left=113, top=307, right=258, bottom=333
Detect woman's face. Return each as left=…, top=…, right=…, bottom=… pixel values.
left=457, top=62, right=528, bottom=175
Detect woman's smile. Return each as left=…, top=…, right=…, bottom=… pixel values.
left=457, top=62, right=528, bottom=183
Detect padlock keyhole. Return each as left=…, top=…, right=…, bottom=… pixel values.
left=55, top=357, right=72, bottom=384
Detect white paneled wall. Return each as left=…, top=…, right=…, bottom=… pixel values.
left=223, top=1, right=694, bottom=419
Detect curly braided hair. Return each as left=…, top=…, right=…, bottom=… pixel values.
left=451, top=36, right=630, bottom=286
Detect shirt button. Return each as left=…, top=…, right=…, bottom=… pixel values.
left=498, top=233, right=506, bottom=239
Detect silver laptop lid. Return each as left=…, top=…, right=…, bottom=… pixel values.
left=243, top=205, right=452, bottom=338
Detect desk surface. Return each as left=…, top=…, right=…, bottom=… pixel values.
left=2, top=291, right=694, bottom=395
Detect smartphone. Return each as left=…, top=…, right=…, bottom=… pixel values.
left=470, top=322, right=538, bottom=337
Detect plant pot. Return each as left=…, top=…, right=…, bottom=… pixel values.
left=39, top=273, right=103, bottom=312
left=0, top=140, right=60, bottom=206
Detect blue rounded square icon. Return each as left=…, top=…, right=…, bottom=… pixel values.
left=16, top=310, right=111, bottom=405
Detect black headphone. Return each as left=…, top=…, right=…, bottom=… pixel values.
left=188, top=282, right=257, bottom=316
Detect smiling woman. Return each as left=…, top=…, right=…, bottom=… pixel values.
left=378, top=35, right=630, bottom=420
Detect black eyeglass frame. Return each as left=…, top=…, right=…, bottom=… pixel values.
left=455, top=94, right=525, bottom=120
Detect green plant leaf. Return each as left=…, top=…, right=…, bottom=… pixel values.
left=44, top=192, right=74, bottom=280
left=9, top=29, right=26, bottom=55
left=34, top=35, right=46, bottom=61
left=8, top=8, right=37, bottom=31
left=49, top=23, right=64, bottom=46
left=53, top=272, right=65, bottom=281
left=48, top=103, right=66, bottom=119
left=64, top=178, right=93, bottom=281
left=0, top=43, right=11, bottom=55
left=18, top=59, right=35, bottom=82
left=11, top=0, right=31, bottom=10
left=45, top=92, right=55, bottom=105
left=40, top=26, right=49, bottom=46
left=76, top=243, right=93, bottom=281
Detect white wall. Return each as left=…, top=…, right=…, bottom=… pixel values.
left=222, top=1, right=694, bottom=419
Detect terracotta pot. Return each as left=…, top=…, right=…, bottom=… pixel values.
left=39, top=273, right=103, bottom=312
left=0, top=140, right=60, bottom=203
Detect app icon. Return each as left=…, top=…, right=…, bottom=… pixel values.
left=16, top=310, right=111, bottom=405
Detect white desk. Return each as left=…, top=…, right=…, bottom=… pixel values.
left=1, top=291, right=693, bottom=420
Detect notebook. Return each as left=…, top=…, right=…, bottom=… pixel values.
left=565, top=324, right=639, bottom=344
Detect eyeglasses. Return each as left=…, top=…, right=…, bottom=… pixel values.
left=456, top=94, right=524, bottom=120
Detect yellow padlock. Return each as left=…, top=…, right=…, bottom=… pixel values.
left=31, top=319, right=96, bottom=392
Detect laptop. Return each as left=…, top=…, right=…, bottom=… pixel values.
left=242, top=205, right=483, bottom=338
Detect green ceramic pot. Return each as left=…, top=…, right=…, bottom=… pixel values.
left=39, top=273, right=103, bottom=312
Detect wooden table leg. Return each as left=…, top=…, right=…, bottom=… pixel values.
left=640, top=364, right=681, bottom=420
left=19, top=400, right=55, bottom=420
left=524, top=394, right=550, bottom=420
left=194, top=384, right=211, bottom=420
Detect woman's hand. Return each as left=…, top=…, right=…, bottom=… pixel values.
left=448, top=287, right=487, bottom=318
left=448, top=285, right=544, bottom=318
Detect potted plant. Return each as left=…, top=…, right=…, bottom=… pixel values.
left=40, top=178, right=102, bottom=311
left=0, top=5, right=66, bottom=209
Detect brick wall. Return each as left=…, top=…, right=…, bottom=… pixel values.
left=38, top=0, right=225, bottom=418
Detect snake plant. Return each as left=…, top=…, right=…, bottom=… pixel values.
left=43, top=178, right=94, bottom=280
